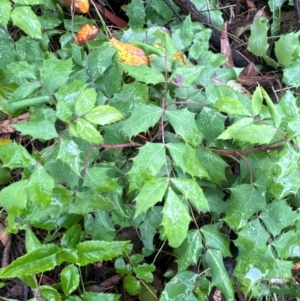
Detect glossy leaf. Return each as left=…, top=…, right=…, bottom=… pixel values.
left=75, top=88, right=97, bottom=116
left=122, top=104, right=162, bottom=137
left=174, top=230, right=203, bottom=272
left=261, top=87, right=281, bottom=127
left=205, top=249, right=234, bottom=301
left=160, top=271, right=198, bottom=301
left=76, top=240, right=129, bottom=266
left=165, top=108, right=202, bottom=147
left=61, top=264, right=80, bottom=296
left=85, top=105, right=123, bottom=125
left=1, top=0, right=11, bottom=28
left=123, top=276, right=141, bottom=295
left=75, top=118, right=104, bottom=144
left=251, top=86, right=263, bottom=116
left=161, top=188, right=191, bottom=248
left=133, top=263, right=155, bottom=282
left=0, top=142, right=36, bottom=169
left=40, top=285, right=61, bottom=301
left=127, top=0, right=146, bottom=29
left=167, top=143, right=209, bottom=178
left=0, top=244, right=61, bottom=278
left=25, top=228, right=42, bottom=253
left=61, top=224, right=82, bottom=249
left=135, top=177, right=168, bottom=217
left=170, top=178, right=209, bottom=212
left=216, top=97, right=252, bottom=116
left=11, top=6, right=42, bottom=39
left=81, top=292, right=120, bottom=301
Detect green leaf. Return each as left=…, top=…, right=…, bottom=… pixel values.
left=272, top=230, right=300, bottom=259
left=75, top=118, right=104, bottom=144
left=14, top=0, right=44, bottom=4
left=174, top=230, right=203, bottom=272
left=7, top=61, right=36, bottom=80
left=224, top=184, right=266, bottom=230
left=160, top=271, right=198, bottom=301
left=128, top=143, right=166, bottom=190
left=0, top=142, right=36, bottom=169
left=133, top=263, right=155, bottom=282
left=171, top=15, right=194, bottom=50
left=218, top=118, right=277, bottom=144
left=76, top=241, right=129, bottom=266
left=171, top=178, right=209, bottom=212
left=248, top=18, right=269, bottom=56
left=275, top=32, right=300, bottom=67
left=26, top=165, right=54, bottom=208
left=75, top=88, right=97, bottom=116
left=40, top=57, right=73, bottom=94
left=57, top=138, right=84, bottom=176
left=122, top=64, right=165, bottom=85
left=25, top=229, right=42, bottom=253
left=15, top=107, right=58, bottom=140
left=61, top=265, right=80, bottom=296
left=283, top=60, right=300, bottom=87
left=251, top=86, right=263, bottom=116
left=0, top=0, right=11, bottom=28
left=82, top=292, right=120, bottom=301
left=167, top=143, right=209, bottom=178
left=7, top=96, right=50, bottom=112
left=170, top=65, right=205, bottom=86
left=127, top=0, right=146, bottom=29
left=0, top=244, right=61, bottom=278
left=196, top=147, right=227, bottom=185
left=61, top=224, right=82, bottom=249
left=85, top=105, right=123, bottom=125
left=261, top=87, right=281, bottom=127
left=0, top=180, right=27, bottom=216
left=135, top=177, right=168, bottom=217
left=40, top=285, right=61, bottom=301
left=122, top=104, right=162, bottom=137
left=165, top=108, right=202, bottom=147
left=201, top=224, right=231, bottom=257
left=260, top=200, right=298, bottom=237
left=123, top=276, right=141, bottom=295
left=161, top=188, right=191, bottom=248
left=216, top=97, right=252, bottom=116
left=205, top=249, right=234, bottom=301
left=11, top=6, right=42, bottom=39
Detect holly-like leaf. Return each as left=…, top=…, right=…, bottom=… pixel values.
left=167, top=143, right=209, bottom=178
left=26, top=165, right=54, bottom=209
left=283, top=60, right=300, bottom=87
left=75, top=118, right=104, bottom=144
left=122, top=104, right=162, bottom=137
left=261, top=87, right=281, bottom=127
left=14, top=107, right=58, bottom=140
left=75, top=88, right=97, bottom=116
left=7, top=61, right=36, bottom=80
left=128, top=143, right=166, bottom=191
left=127, top=0, right=146, bottom=29
left=251, top=86, right=263, bottom=116
left=1, top=0, right=11, bottom=28
left=160, top=271, right=198, bottom=301
left=272, top=230, right=300, bottom=259
left=61, top=224, right=82, bottom=249
left=76, top=240, right=129, bottom=266
left=170, top=178, right=209, bottom=212
left=135, top=177, right=168, bottom=217
left=165, top=108, right=202, bottom=147
left=260, top=200, right=298, bottom=237
left=40, top=57, right=73, bottom=94
left=224, top=184, right=266, bottom=230
left=161, top=188, right=191, bottom=248
left=0, top=244, right=61, bottom=278
left=205, top=249, right=234, bottom=301
left=216, top=97, right=252, bottom=116
left=122, top=64, right=165, bottom=85
left=133, top=263, right=155, bottom=282
left=0, top=142, right=36, bottom=169
left=248, top=18, right=269, bottom=57
left=61, top=265, right=80, bottom=296
left=175, top=230, right=203, bottom=272
left=11, top=6, right=42, bottom=39
left=201, top=224, right=231, bottom=257
left=85, top=105, right=123, bottom=125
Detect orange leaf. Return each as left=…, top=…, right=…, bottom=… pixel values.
left=75, top=24, right=98, bottom=44
left=64, top=0, right=89, bottom=14
left=110, top=38, right=149, bottom=66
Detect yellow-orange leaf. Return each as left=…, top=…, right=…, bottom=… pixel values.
left=75, top=24, right=98, bottom=44
left=110, top=38, right=149, bottom=66
left=64, top=0, right=89, bottom=14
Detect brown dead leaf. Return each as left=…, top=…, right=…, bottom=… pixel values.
left=64, top=0, right=89, bottom=14
left=220, top=22, right=234, bottom=67
left=75, top=24, right=98, bottom=44
left=0, top=113, right=30, bottom=134
left=110, top=38, right=149, bottom=66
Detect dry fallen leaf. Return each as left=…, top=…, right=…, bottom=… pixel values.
left=110, top=37, right=149, bottom=66
left=75, top=24, right=98, bottom=44
left=64, top=0, right=89, bottom=14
